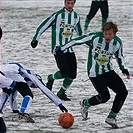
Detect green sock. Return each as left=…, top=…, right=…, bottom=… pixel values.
left=58, top=77, right=73, bottom=94
left=58, top=88, right=65, bottom=94
left=83, top=99, right=91, bottom=107
left=49, top=75, right=54, bottom=81
left=84, top=18, right=90, bottom=30
left=51, top=71, right=62, bottom=80
left=102, top=18, right=107, bottom=27
left=107, top=111, right=117, bottom=118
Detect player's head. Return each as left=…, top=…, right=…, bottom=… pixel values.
left=0, top=27, right=2, bottom=40
left=102, top=21, right=118, bottom=34
left=65, top=0, right=76, bottom=2
left=64, top=0, right=76, bottom=12
left=102, top=21, right=118, bottom=43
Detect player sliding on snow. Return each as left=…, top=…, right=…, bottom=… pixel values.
left=0, top=62, right=68, bottom=123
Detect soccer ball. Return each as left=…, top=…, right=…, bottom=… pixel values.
left=58, top=112, right=74, bottom=129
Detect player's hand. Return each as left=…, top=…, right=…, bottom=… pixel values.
left=122, top=69, right=130, bottom=79
left=58, top=104, right=68, bottom=112
left=53, top=46, right=63, bottom=55
left=31, top=40, right=38, bottom=48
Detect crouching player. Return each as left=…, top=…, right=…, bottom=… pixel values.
left=0, top=62, right=68, bottom=123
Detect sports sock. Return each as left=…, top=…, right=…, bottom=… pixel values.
left=83, top=99, right=91, bottom=107
left=52, top=71, right=62, bottom=80
left=9, top=90, right=18, bottom=111
left=20, top=95, right=32, bottom=113
left=102, top=18, right=107, bottom=26
left=58, top=77, right=73, bottom=94
left=84, top=18, right=90, bottom=30
left=107, top=110, right=117, bottom=118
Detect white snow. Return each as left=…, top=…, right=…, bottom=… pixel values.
left=0, top=0, right=133, bottom=132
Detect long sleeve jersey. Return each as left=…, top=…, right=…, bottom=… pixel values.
left=0, top=63, right=62, bottom=106
left=33, top=7, right=84, bottom=53
left=61, top=32, right=127, bottom=77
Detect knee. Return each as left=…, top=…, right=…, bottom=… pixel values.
left=120, top=89, right=128, bottom=98
left=101, top=94, right=110, bottom=103
left=30, top=94, right=34, bottom=99
left=87, top=14, right=94, bottom=20
left=25, top=94, right=34, bottom=99
left=68, top=72, right=77, bottom=79
left=124, top=89, right=128, bottom=97
left=61, top=74, right=67, bottom=78
left=69, top=75, right=76, bottom=79
left=24, top=93, right=34, bottom=99
left=61, top=73, right=76, bottom=79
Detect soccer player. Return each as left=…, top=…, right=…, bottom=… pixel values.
left=59, top=21, right=130, bottom=128
left=84, top=0, right=109, bottom=32
left=31, top=0, right=84, bottom=101
left=0, top=62, right=68, bottom=123
left=0, top=27, right=7, bottom=133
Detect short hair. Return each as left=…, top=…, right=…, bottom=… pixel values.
left=102, top=21, right=118, bottom=34
left=0, top=27, right=2, bottom=39
left=65, top=0, right=76, bottom=3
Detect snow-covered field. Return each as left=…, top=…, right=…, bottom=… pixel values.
left=0, top=0, right=133, bottom=132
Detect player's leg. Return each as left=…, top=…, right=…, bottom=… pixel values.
left=0, top=88, right=12, bottom=112
left=105, top=71, right=128, bottom=128
left=15, top=82, right=34, bottom=123
left=57, top=53, right=77, bottom=101
left=0, top=114, right=7, bottom=133
left=47, top=53, right=71, bottom=95
left=46, top=53, right=66, bottom=91
left=84, top=2, right=100, bottom=31
left=80, top=75, right=110, bottom=119
left=46, top=71, right=62, bottom=91
left=100, top=1, right=109, bottom=26
left=9, top=88, right=19, bottom=113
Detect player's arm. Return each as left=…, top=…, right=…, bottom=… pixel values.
left=114, top=40, right=130, bottom=79
left=31, top=13, right=56, bottom=48
left=60, top=34, right=92, bottom=51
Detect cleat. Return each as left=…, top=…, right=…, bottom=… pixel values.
left=105, top=117, right=119, bottom=129
left=46, top=74, right=54, bottom=91
left=80, top=100, right=89, bottom=120
left=57, top=93, right=71, bottom=101
left=18, top=112, right=35, bottom=123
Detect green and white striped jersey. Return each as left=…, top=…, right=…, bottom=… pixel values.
left=61, top=32, right=127, bottom=77
left=33, top=7, right=84, bottom=53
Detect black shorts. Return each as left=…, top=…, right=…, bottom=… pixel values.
left=3, top=82, right=33, bottom=98
left=54, top=52, right=77, bottom=79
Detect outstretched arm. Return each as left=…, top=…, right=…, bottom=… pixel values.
left=21, top=69, right=68, bottom=112
left=61, top=34, right=92, bottom=51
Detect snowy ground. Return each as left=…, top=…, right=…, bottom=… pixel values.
left=0, top=0, right=133, bottom=132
